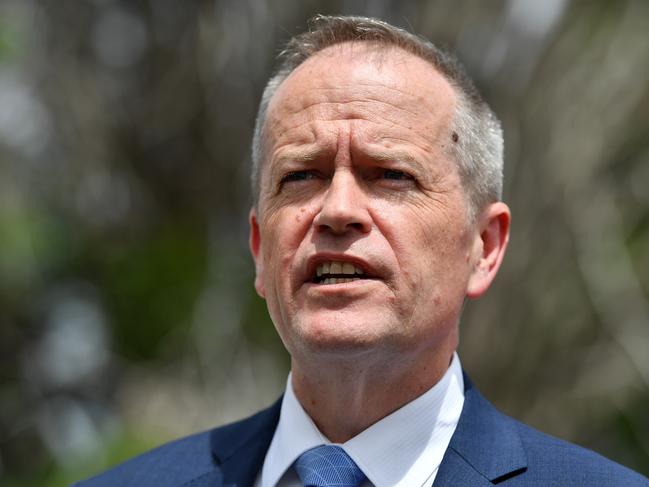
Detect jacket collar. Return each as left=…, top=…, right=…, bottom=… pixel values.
left=433, top=374, right=528, bottom=486
left=207, top=374, right=528, bottom=487
left=209, top=398, right=282, bottom=487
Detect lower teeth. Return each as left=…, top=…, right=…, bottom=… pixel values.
left=321, top=277, right=360, bottom=285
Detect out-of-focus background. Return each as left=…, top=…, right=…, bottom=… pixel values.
left=1, top=0, right=648, bottom=485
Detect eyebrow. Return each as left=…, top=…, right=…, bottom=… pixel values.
left=361, top=148, right=427, bottom=173
left=272, top=148, right=324, bottom=166
left=269, top=147, right=428, bottom=179
left=267, top=149, right=326, bottom=185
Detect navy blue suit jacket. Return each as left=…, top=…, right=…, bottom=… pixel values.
left=75, top=376, right=649, bottom=486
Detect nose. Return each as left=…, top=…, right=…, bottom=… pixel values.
left=314, top=169, right=372, bottom=235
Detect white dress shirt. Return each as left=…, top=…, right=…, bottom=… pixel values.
left=254, top=353, right=465, bottom=487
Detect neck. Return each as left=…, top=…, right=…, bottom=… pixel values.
left=290, top=347, right=455, bottom=443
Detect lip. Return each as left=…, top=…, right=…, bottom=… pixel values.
left=303, top=253, right=380, bottom=284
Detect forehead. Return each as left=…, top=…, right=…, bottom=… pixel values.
left=265, top=42, right=457, bottom=142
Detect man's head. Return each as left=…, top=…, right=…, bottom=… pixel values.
left=251, top=15, right=504, bottom=222
left=248, top=15, right=510, bottom=370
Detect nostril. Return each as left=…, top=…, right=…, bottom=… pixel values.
left=315, top=219, right=368, bottom=235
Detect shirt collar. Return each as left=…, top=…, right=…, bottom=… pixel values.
left=260, top=353, right=464, bottom=487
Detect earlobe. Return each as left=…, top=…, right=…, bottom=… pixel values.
left=466, top=202, right=511, bottom=299
left=249, top=208, right=266, bottom=298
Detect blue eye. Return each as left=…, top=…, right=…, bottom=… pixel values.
left=383, top=169, right=413, bottom=180
left=281, top=171, right=315, bottom=184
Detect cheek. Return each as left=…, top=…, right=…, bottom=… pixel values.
left=259, top=208, right=313, bottom=284
left=264, top=202, right=315, bottom=238
left=375, top=200, right=473, bottom=295
left=373, top=202, right=446, bottom=268
left=415, top=204, right=472, bottom=262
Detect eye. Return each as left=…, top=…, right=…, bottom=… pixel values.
left=382, top=169, right=414, bottom=181
left=280, top=170, right=317, bottom=184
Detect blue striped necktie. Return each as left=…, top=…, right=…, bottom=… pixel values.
left=294, top=445, right=367, bottom=487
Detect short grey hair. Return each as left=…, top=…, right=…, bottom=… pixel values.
left=251, top=15, right=503, bottom=219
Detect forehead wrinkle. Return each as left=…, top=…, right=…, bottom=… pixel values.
left=269, top=117, right=441, bottom=174
left=269, top=99, right=435, bottom=143
left=270, top=120, right=335, bottom=157
left=371, top=133, right=438, bottom=155
left=282, top=79, right=429, bottom=105
left=273, top=85, right=430, bottom=120
left=265, top=53, right=458, bottom=155
left=272, top=98, right=420, bottom=127
left=270, top=66, right=437, bottom=112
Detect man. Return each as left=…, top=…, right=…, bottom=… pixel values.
left=76, top=15, right=648, bottom=487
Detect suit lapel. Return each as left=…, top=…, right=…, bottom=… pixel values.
left=209, top=398, right=282, bottom=487
left=206, top=376, right=527, bottom=486
left=433, top=375, right=528, bottom=486
left=432, top=449, right=496, bottom=487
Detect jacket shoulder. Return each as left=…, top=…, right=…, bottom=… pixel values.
left=73, top=399, right=282, bottom=487
left=512, top=417, right=649, bottom=485
left=73, top=429, right=217, bottom=487
left=444, top=375, right=649, bottom=486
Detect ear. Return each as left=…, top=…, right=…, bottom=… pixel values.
left=249, top=208, right=266, bottom=298
left=466, top=202, right=511, bottom=299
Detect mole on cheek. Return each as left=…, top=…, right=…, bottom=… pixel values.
left=452, top=132, right=459, bottom=143
left=295, top=208, right=308, bottom=222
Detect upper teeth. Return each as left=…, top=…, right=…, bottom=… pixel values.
left=316, top=261, right=364, bottom=277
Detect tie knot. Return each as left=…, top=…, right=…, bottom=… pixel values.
left=294, top=445, right=366, bottom=487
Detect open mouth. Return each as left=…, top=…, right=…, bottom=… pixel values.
left=312, top=261, right=366, bottom=285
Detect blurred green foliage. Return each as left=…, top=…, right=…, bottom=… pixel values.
left=2, top=432, right=166, bottom=487
left=98, top=221, right=208, bottom=359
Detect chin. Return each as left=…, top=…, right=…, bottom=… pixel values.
left=291, top=314, right=393, bottom=356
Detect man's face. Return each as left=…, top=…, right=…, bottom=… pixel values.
left=250, top=43, right=487, bottom=363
